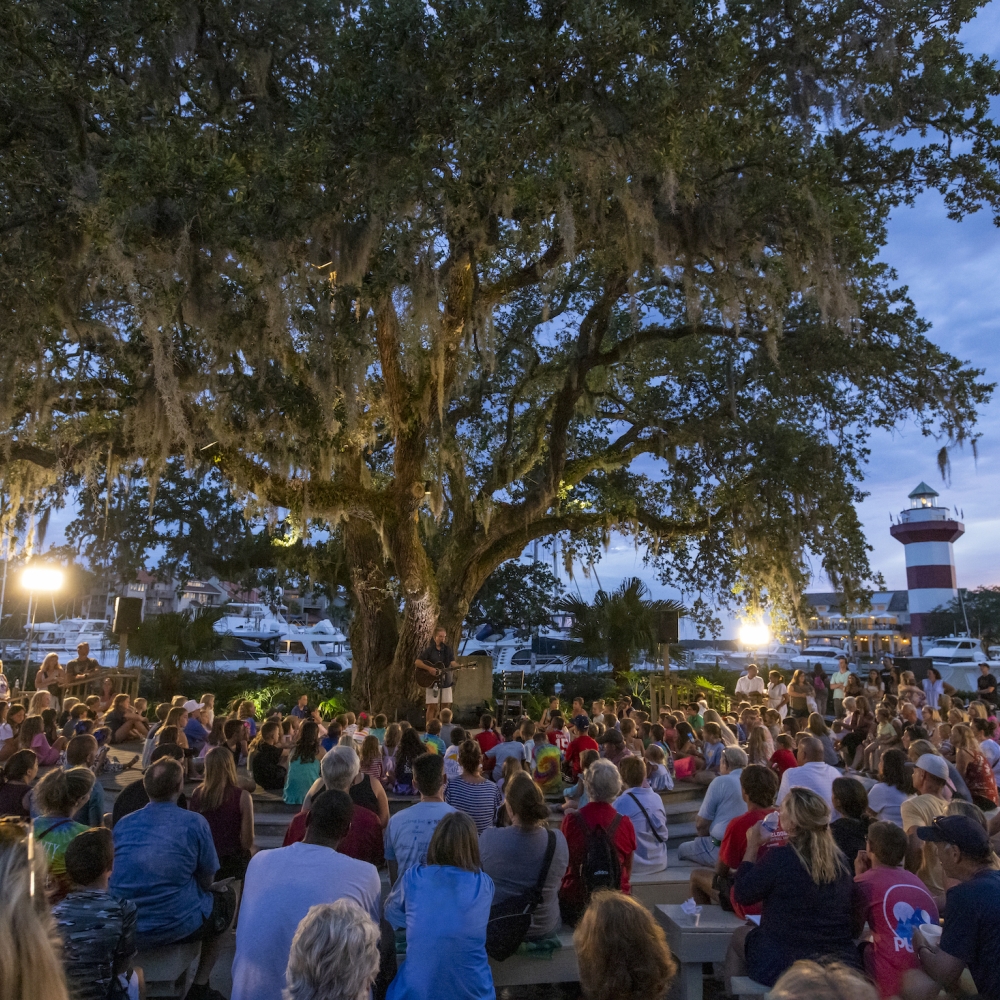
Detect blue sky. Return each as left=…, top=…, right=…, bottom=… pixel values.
left=566, top=4, right=1000, bottom=631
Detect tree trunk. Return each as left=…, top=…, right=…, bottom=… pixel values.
left=344, top=519, right=399, bottom=716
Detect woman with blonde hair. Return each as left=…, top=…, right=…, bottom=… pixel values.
left=27, top=689, right=51, bottom=716
left=0, top=822, right=70, bottom=1000
left=726, top=787, right=859, bottom=989
left=951, top=723, right=999, bottom=811
left=189, top=745, right=255, bottom=880
left=769, top=960, right=878, bottom=1000
left=384, top=811, right=494, bottom=1000
left=747, top=725, right=774, bottom=766
left=575, top=890, right=677, bottom=1000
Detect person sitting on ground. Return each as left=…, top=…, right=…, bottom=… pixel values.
left=282, top=744, right=384, bottom=867
left=726, top=786, right=861, bottom=990
left=20, top=712, right=68, bottom=765
left=445, top=738, right=504, bottom=833
left=563, top=749, right=600, bottom=812
left=597, top=726, right=633, bottom=767
left=53, top=827, right=140, bottom=1000
left=644, top=743, right=674, bottom=793
left=34, top=767, right=95, bottom=901
left=443, top=725, right=467, bottom=780
left=770, top=960, right=879, bottom=1000
left=677, top=747, right=749, bottom=867
left=866, top=747, right=912, bottom=828
left=109, top=758, right=235, bottom=1000
left=0, top=748, right=38, bottom=818
left=777, top=735, right=841, bottom=815
left=490, top=718, right=530, bottom=781
left=575, top=889, right=677, bottom=1000
left=619, top=717, right=644, bottom=755
left=421, top=717, right=446, bottom=754
left=437, top=707, right=456, bottom=747
left=906, top=815, right=1000, bottom=1000
left=66, top=734, right=107, bottom=827
left=392, top=726, right=428, bottom=795
left=747, top=725, right=774, bottom=767
left=0, top=702, right=25, bottom=762
left=564, top=715, right=599, bottom=779
left=62, top=703, right=88, bottom=740
left=140, top=703, right=171, bottom=768
left=385, top=752, right=455, bottom=883
left=247, top=720, right=287, bottom=791
left=189, top=746, right=255, bottom=881
left=480, top=772, right=569, bottom=941
left=614, top=756, right=669, bottom=875
left=385, top=811, right=495, bottom=1000
left=900, top=753, right=951, bottom=905
left=769, top=733, right=798, bottom=775
left=359, top=733, right=385, bottom=783
left=852, top=820, right=938, bottom=999
left=103, top=695, right=149, bottom=745
left=830, top=776, right=870, bottom=864
left=231, top=789, right=381, bottom=1000
left=283, top=899, right=381, bottom=1000
left=181, top=702, right=211, bottom=754
left=690, top=764, right=780, bottom=910
left=558, top=758, right=637, bottom=927
left=283, top=719, right=324, bottom=805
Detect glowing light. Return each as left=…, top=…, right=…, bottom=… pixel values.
left=738, top=622, right=771, bottom=647
left=21, top=566, right=64, bottom=592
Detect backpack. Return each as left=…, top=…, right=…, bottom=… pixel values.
left=485, top=831, right=558, bottom=961
left=576, top=810, right=622, bottom=897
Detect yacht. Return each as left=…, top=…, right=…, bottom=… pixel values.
left=922, top=637, right=991, bottom=691
left=13, top=618, right=118, bottom=667
left=790, top=643, right=850, bottom=672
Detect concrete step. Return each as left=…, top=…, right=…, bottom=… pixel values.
left=666, top=821, right=698, bottom=848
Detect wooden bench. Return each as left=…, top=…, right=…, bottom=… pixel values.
left=655, top=903, right=747, bottom=1000
left=134, top=941, right=201, bottom=999
left=731, top=975, right=770, bottom=999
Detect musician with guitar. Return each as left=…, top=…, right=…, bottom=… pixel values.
left=415, top=626, right=459, bottom=725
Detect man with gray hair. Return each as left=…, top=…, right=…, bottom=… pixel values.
left=776, top=735, right=841, bottom=816
left=677, top=746, right=749, bottom=867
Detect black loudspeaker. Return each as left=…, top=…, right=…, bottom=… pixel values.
left=656, top=610, right=679, bottom=644
left=112, top=597, right=144, bottom=634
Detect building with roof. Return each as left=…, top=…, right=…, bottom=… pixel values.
left=802, top=590, right=911, bottom=659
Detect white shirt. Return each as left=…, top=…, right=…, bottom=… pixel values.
left=922, top=678, right=944, bottom=710
left=443, top=744, right=462, bottom=780
left=615, top=787, right=668, bottom=874
left=767, top=683, right=788, bottom=719
left=735, top=675, right=766, bottom=697
left=384, top=801, right=456, bottom=877
left=866, top=782, right=911, bottom=828
left=777, top=760, right=842, bottom=818
left=231, top=842, right=381, bottom=1000
left=697, top=769, right=747, bottom=842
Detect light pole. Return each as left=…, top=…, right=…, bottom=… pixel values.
left=21, top=566, right=64, bottom=689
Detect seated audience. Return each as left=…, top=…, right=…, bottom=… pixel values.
left=231, top=789, right=381, bottom=1000
left=392, top=727, right=428, bottom=795
left=853, top=821, right=938, bottom=999
left=20, top=713, right=68, bottom=764
left=908, top=815, right=1000, bottom=1000
left=247, top=720, right=287, bottom=790
left=614, top=755, right=669, bottom=874
left=111, top=744, right=188, bottom=825
left=770, top=960, right=879, bottom=1000
left=727, top=786, right=861, bottom=988
left=866, top=748, right=912, bottom=827
left=900, top=753, right=950, bottom=905
left=33, top=766, right=95, bottom=900
left=574, top=890, right=677, bottom=1000
left=559, top=758, right=636, bottom=926
left=283, top=899, right=381, bottom=1000
left=53, top=827, right=139, bottom=1000
left=284, top=720, right=324, bottom=805
left=777, top=735, right=841, bottom=815
left=444, top=739, right=504, bottom=833
left=769, top=733, right=798, bottom=774
left=347, top=751, right=391, bottom=828
left=480, top=772, right=569, bottom=941
left=104, top=695, right=149, bottom=744
left=189, top=745, right=255, bottom=881
left=490, top=719, right=530, bottom=781
left=385, top=811, right=495, bottom=1000
left=385, top=753, right=455, bottom=882
left=565, top=715, right=600, bottom=778
left=677, top=747, right=748, bottom=867
left=951, top=723, right=999, bottom=811
left=0, top=748, right=37, bottom=818
left=109, top=758, right=235, bottom=1000
left=830, top=776, right=870, bottom=864
left=66, top=734, right=106, bottom=827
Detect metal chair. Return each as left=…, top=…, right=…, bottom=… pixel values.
left=498, top=670, right=529, bottom=719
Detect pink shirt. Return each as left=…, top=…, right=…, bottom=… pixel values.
left=854, top=866, right=939, bottom=998
left=31, top=732, right=62, bottom=766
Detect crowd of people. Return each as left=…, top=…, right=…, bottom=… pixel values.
left=1, top=644, right=1000, bottom=1000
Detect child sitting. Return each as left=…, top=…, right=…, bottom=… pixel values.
left=562, top=749, right=599, bottom=812
left=769, top=733, right=798, bottom=774
left=443, top=726, right=466, bottom=781
left=532, top=729, right=562, bottom=796
left=359, top=734, right=385, bottom=782
left=644, top=743, right=674, bottom=792
left=420, top=718, right=446, bottom=754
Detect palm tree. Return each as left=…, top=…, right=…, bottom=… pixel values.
left=558, top=578, right=686, bottom=684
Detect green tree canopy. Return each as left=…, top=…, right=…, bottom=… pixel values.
left=1, top=0, right=998, bottom=708
left=466, top=561, right=565, bottom=634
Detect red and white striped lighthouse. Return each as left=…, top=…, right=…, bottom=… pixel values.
left=890, top=482, right=964, bottom=647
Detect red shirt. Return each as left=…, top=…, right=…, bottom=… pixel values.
left=475, top=729, right=501, bottom=772
left=565, top=735, right=599, bottom=776
left=769, top=749, right=798, bottom=774
left=719, top=806, right=785, bottom=919
left=559, top=801, right=636, bottom=905
left=282, top=804, right=384, bottom=867
left=547, top=729, right=570, bottom=753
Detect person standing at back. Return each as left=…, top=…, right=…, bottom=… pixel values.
left=231, top=789, right=381, bottom=1000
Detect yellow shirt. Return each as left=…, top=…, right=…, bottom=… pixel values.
left=900, top=793, right=948, bottom=897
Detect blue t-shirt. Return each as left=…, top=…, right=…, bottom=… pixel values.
left=384, top=801, right=456, bottom=877
left=703, top=740, right=724, bottom=772
left=184, top=717, right=211, bottom=752
left=109, top=802, right=218, bottom=946
left=940, top=869, right=1000, bottom=1000
left=489, top=740, right=529, bottom=781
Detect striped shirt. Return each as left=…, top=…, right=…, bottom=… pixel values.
left=443, top=775, right=504, bottom=833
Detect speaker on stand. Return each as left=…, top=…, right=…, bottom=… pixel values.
left=112, top=597, right=143, bottom=672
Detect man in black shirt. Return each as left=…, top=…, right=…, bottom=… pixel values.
left=977, top=662, right=997, bottom=707
left=414, top=626, right=458, bottom=724
left=66, top=642, right=102, bottom=678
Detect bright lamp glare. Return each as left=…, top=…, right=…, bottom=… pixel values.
left=21, top=566, right=64, bottom=592
left=739, top=622, right=771, bottom=646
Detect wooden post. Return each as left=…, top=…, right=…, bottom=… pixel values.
left=118, top=632, right=128, bottom=672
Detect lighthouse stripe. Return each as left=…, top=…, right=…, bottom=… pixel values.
left=899, top=541, right=955, bottom=568
left=906, top=564, right=957, bottom=590
left=907, top=588, right=959, bottom=614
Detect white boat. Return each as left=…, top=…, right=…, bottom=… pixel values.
left=13, top=617, right=119, bottom=667
left=922, top=637, right=992, bottom=691
left=790, top=643, right=850, bottom=671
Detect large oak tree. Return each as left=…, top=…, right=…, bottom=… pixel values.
left=2, top=0, right=998, bottom=709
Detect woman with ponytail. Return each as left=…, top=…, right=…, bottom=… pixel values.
left=726, top=786, right=861, bottom=990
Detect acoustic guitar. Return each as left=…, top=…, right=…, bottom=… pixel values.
left=414, top=661, right=473, bottom=689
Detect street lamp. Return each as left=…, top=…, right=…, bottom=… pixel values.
left=21, top=565, right=64, bottom=688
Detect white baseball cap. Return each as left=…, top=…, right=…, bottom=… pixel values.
left=182, top=700, right=205, bottom=713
